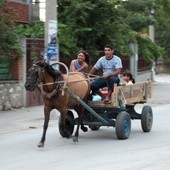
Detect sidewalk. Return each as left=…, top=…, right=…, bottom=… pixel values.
left=154, top=73, right=170, bottom=83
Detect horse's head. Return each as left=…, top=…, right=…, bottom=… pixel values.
left=25, top=61, right=47, bottom=91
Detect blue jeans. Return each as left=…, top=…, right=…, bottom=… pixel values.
left=90, top=76, right=120, bottom=94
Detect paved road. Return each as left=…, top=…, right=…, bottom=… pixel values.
left=0, top=74, right=170, bottom=170
left=148, top=74, right=170, bottom=105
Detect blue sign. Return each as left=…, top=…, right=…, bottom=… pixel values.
left=47, top=44, right=57, bottom=61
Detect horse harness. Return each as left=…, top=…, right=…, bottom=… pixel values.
left=31, top=62, right=64, bottom=99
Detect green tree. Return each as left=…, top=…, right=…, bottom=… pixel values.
left=57, top=0, right=163, bottom=62
left=155, top=0, right=170, bottom=60
left=120, top=0, right=163, bottom=61
left=58, top=0, right=134, bottom=57
left=15, top=21, right=44, bottom=38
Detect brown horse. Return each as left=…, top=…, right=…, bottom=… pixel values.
left=25, top=61, right=90, bottom=147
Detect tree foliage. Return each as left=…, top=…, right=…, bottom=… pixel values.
left=15, top=21, right=44, bottom=38
left=1, top=0, right=169, bottom=62
left=155, top=0, right=170, bottom=59
left=57, top=0, right=164, bottom=61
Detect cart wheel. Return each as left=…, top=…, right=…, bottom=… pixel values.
left=115, top=111, right=131, bottom=139
left=89, top=125, right=100, bottom=131
left=141, top=105, right=153, bottom=132
left=58, top=110, right=74, bottom=137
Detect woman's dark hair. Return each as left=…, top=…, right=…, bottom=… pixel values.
left=123, top=72, right=135, bottom=83
left=78, top=50, right=90, bottom=64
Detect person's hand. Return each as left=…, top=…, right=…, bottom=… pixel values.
left=81, top=65, right=86, bottom=70
left=87, top=74, right=95, bottom=82
left=79, top=64, right=87, bottom=71
left=102, top=74, right=110, bottom=79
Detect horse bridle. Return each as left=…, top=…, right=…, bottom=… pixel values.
left=31, top=63, right=45, bottom=87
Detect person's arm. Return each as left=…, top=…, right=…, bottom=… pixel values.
left=89, top=67, right=97, bottom=75
left=70, top=60, right=77, bottom=72
left=89, top=57, right=102, bottom=75
left=111, top=57, right=123, bottom=76
left=70, top=60, right=88, bottom=72
left=84, top=63, right=88, bottom=73
left=110, top=68, right=122, bottom=76
left=76, top=62, right=87, bottom=72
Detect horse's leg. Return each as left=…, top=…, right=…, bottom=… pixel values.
left=73, top=115, right=80, bottom=142
left=80, top=108, right=88, bottom=132
left=73, top=106, right=88, bottom=142
left=38, top=106, right=51, bottom=147
left=80, top=97, right=89, bottom=132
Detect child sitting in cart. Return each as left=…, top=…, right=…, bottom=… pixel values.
left=123, top=72, right=135, bottom=85
left=98, top=72, right=135, bottom=101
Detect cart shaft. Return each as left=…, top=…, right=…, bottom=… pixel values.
left=64, top=87, right=109, bottom=125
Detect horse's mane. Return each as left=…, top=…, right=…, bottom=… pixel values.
left=37, top=61, right=64, bottom=80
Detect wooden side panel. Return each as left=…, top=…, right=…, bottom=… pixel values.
left=88, top=81, right=152, bottom=108
left=111, top=81, right=152, bottom=107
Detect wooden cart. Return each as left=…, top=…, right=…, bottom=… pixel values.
left=59, top=81, right=153, bottom=140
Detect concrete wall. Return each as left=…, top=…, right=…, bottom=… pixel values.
left=0, top=81, right=25, bottom=111
left=155, top=63, right=170, bottom=74
left=136, top=70, right=153, bottom=82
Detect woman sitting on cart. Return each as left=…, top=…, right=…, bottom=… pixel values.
left=70, top=50, right=90, bottom=73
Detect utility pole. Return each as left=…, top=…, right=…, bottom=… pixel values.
left=149, top=8, right=155, bottom=43
left=44, top=0, right=59, bottom=64
left=149, top=7, right=156, bottom=81
left=129, top=42, right=138, bottom=82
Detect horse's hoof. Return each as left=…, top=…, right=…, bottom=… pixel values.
left=73, top=136, right=79, bottom=143
left=81, top=126, right=88, bottom=132
left=37, top=141, right=44, bottom=148
left=66, top=135, right=71, bottom=139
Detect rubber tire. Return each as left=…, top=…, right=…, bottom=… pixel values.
left=89, top=125, right=100, bottom=131
left=58, top=110, right=74, bottom=137
left=141, top=105, right=153, bottom=132
left=115, top=111, right=131, bottom=139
